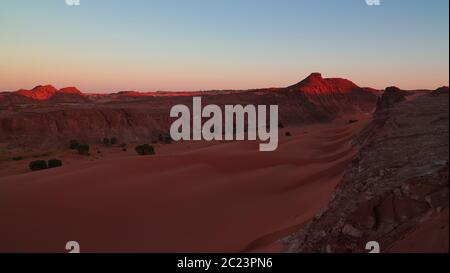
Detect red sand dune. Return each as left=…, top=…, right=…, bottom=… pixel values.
left=0, top=118, right=370, bottom=253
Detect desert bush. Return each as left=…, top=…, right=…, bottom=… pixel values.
left=348, top=119, right=359, bottom=124
left=69, top=140, right=79, bottom=150
left=12, top=156, right=23, bottom=161
left=48, top=159, right=63, bottom=168
left=29, top=160, right=47, bottom=171
left=135, top=144, right=155, bottom=156
left=110, top=137, right=118, bottom=145
left=77, top=144, right=90, bottom=155
left=278, top=121, right=285, bottom=129
left=285, top=131, right=292, bottom=137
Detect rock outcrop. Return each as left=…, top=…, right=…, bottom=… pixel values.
left=0, top=73, right=379, bottom=149
left=432, top=86, right=449, bottom=96
left=376, top=86, right=409, bottom=110
left=16, top=85, right=58, bottom=101
left=284, top=89, right=449, bottom=253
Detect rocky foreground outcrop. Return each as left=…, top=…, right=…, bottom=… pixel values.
left=284, top=87, right=449, bottom=253
left=0, top=74, right=379, bottom=149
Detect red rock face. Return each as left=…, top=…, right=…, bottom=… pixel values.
left=0, top=73, right=379, bottom=149
left=16, top=85, right=58, bottom=101
left=58, top=87, right=83, bottom=95
left=285, top=88, right=449, bottom=253
left=5, top=85, right=88, bottom=104
left=50, top=87, right=88, bottom=103
left=288, top=73, right=360, bottom=94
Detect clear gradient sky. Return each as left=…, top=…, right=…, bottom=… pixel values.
left=1, top=0, right=448, bottom=92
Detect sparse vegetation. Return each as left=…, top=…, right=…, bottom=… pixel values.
left=135, top=144, right=155, bottom=156
left=48, top=159, right=63, bottom=168
left=76, top=144, right=90, bottom=155
left=29, top=160, right=47, bottom=171
left=285, top=131, right=292, bottom=137
left=12, top=156, right=23, bottom=161
left=348, top=119, right=359, bottom=124
left=103, top=137, right=118, bottom=146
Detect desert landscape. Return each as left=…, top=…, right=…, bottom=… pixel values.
left=0, top=0, right=448, bottom=255
left=0, top=73, right=448, bottom=253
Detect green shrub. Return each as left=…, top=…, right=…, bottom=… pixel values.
left=77, top=144, right=90, bottom=155
left=135, top=144, right=155, bottom=156
left=48, top=159, right=63, bottom=168
left=29, top=160, right=48, bottom=171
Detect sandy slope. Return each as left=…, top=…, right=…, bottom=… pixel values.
left=0, top=118, right=370, bottom=253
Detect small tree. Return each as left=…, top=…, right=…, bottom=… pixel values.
left=135, top=144, right=155, bottom=156
left=77, top=144, right=90, bottom=155
left=48, top=159, right=63, bottom=168
left=29, top=160, right=48, bottom=171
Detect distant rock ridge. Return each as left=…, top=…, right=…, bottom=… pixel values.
left=8, top=85, right=87, bottom=103
left=432, top=86, right=449, bottom=96
left=376, top=86, right=409, bottom=110
left=0, top=73, right=381, bottom=149
left=16, top=85, right=58, bottom=101
left=288, top=73, right=361, bottom=95
left=1, top=73, right=375, bottom=104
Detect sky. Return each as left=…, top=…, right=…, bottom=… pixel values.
left=0, top=0, right=448, bottom=93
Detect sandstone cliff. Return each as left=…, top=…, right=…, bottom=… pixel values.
left=284, top=87, right=449, bottom=253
